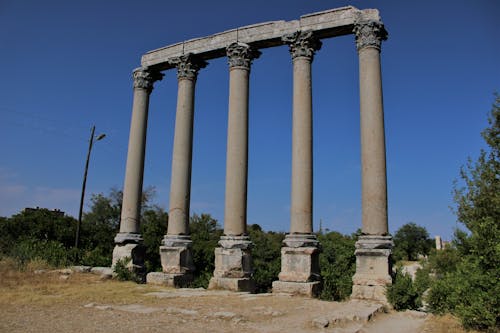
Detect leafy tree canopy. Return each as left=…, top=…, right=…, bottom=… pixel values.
left=393, top=222, right=433, bottom=261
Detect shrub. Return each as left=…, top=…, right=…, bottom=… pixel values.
left=113, top=257, right=143, bottom=283
left=386, top=268, right=420, bottom=310
left=428, top=258, right=499, bottom=331
left=10, top=238, right=69, bottom=268
left=318, top=231, right=356, bottom=301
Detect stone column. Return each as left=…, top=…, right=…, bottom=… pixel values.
left=351, top=20, right=393, bottom=303
left=147, top=54, right=207, bottom=287
left=209, top=42, right=260, bottom=292
left=272, top=31, right=322, bottom=297
left=113, top=67, right=163, bottom=272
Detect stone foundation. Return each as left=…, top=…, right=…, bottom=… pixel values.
left=272, top=280, right=321, bottom=297
left=208, top=236, right=254, bottom=292
left=272, top=234, right=321, bottom=297
left=351, top=235, right=393, bottom=303
left=151, top=235, right=195, bottom=287
left=112, top=242, right=146, bottom=279
left=146, top=271, right=193, bottom=286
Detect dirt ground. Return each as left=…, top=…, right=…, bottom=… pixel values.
left=0, top=264, right=475, bottom=333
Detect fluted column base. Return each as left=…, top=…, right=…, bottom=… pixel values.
left=208, top=236, right=255, bottom=292
left=272, top=234, right=321, bottom=297
left=351, top=235, right=393, bottom=303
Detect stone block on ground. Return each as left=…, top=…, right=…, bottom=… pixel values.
left=146, top=272, right=193, bottom=287
left=208, top=277, right=255, bottom=292
left=272, top=280, right=321, bottom=297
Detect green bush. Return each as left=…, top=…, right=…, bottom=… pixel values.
left=428, top=258, right=499, bottom=331
left=113, top=257, right=143, bottom=283
left=189, top=214, right=222, bottom=288
left=318, top=231, right=356, bottom=301
left=248, top=224, right=284, bottom=293
left=80, top=247, right=111, bottom=267
left=10, top=238, right=69, bottom=268
left=386, top=268, right=420, bottom=311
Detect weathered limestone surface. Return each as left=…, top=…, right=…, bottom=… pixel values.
left=209, top=236, right=255, bottom=292
left=351, top=18, right=392, bottom=303
left=210, top=43, right=259, bottom=292
left=113, top=68, right=162, bottom=268
left=351, top=235, right=392, bottom=303
left=119, top=5, right=392, bottom=301
left=156, top=55, right=205, bottom=287
left=141, top=7, right=381, bottom=70
left=112, top=243, right=146, bottom=273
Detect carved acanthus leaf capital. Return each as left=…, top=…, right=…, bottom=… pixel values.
left=282, top=30, right=322, bottom=60
left=353, top=20, right=388, bottom=52
left=132, top=68, right=164, bottom=92
left=168, top=53, right=207, bottom=80
left=226, top=42, right=261, bottom=69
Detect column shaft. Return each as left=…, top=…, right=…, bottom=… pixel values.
left=272, top=31, right=322, bottom=297
left=167, top=78, right=196, bottom=235
left=351, top=19, right=392, bottom=303
left=358, top=37, right=388, bottom=235
left=209, top=42, right=259, bottom=292
left=224, top=67, right=250, bottom=236
left=113, top=68, right=162, bottom=272
left=116, top=68, right=162, bottom=242
left=119, top=87, right=150, bottom=235
left=290, top=56, right=313, bottom=234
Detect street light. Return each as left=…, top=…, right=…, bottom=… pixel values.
left=75, top=125, right=106, bottom=248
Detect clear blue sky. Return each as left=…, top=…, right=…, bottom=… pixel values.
left=0, top=0, right=498, bottom=240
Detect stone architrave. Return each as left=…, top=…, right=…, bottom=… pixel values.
left=272, top=31, right=322, bottom=297
left=351, top=19, right=393, bottom=303
left=208, top=42, right=260, bottom=292
left=147, top=54, right=207, bottom=287
left=113, top=68, right=163, bottom=272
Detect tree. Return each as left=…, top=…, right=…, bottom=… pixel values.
left=141, top=206, right=168, bottom=272
left=393, top=222, right=433, bottom=261
left=248, top=224, right=284, bottom=292
left=428, top=95, right=500, bottom=331
left=189, top=214, right=222, bottom=287
left=454, top=94, right=500, bottom=270
left=318, top=231, right=356, bottom=301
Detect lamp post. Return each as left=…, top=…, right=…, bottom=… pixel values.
left=75, top=125, right=106, bottom=248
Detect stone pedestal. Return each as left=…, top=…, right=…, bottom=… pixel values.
left=147, top=235, right=194, bottom=287
left=272, top=234, right=321, bottom=297
left=351, top=235, right=393, bottom=303
left=112, top=242, right=146, bottom=275
left=208, top=236, right=254, bottom=292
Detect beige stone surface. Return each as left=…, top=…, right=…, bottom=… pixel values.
left=0, top=270, right=463, bottom=333
left=141, top=6, right=382, bottom=69
left=167, top=72, right=197, bottom=236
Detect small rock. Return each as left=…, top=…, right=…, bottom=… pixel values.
left=312, top=317, right=329, bottom=328
left=100, top=274, right=112, bottom=281
left=213, top=311, right=236, bottom=320
left=58, top=268, right=73, bottom=275
left=34, top=269, right=46, bottom=275
left=404, top=310, right=428, bottom=318
left=95, top=305, right=112, bottom=310
left=91, top=267, right=113, bottom=276
left=71, top=266, right=92, bottom=273
left=59, top=275, right=70, bottom=281
left=83, top=303, right=95, bottom=308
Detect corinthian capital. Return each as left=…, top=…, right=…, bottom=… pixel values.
left=226, top=42, right=261, bottom=69
left=168, top=53, right=207, bottom=81
left=133, top=68, right=164, bottom=92
left=282, top=30, right=322, bottom=60
left=353, top=20, right=388, bottom=52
